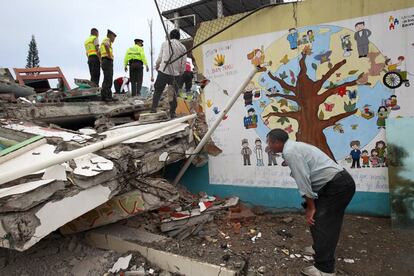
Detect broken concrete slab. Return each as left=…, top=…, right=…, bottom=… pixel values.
left=101, top=122, right=189, bottom=144
left=108, top=254, right=132, bottom=273
left=60, top=178, right=180, bottom=234
left=2, top=122, right=91, bottom=143
left=0, top=116, right=194, bottom=251
left=0, top=182, right=115, bottom=251
left=86, top=225, right=238, bottom=276
left=0, top=180, right=66, bottom=212
left=0, top=98, right=155, bottom=126
left=0, top=179, right=55, bottom=199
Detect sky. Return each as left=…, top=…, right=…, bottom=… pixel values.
left=0, top=0, right=168, bottom=89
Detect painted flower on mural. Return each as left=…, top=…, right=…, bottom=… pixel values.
left=252, top=25, right=393, bottom=160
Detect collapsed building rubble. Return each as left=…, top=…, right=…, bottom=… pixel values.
left=0, top=115, right=195, bottom=251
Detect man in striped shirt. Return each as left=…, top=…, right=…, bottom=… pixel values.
left=151, top=29, right=187, bottom=118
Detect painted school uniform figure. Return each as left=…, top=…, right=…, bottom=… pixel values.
left=349, top=140, right=361, bottom=168
left=265, top=145, right=278, bottom=166
left=361, top=150, right=370, bottom=168
left=370, top=149, right=380, bottom=167
left=254, top=138, right=264, bottom=166
left=241, top=139, right=252, bottom=166
left=244, top=108, right=258, bottom=129
left=377, top=106, right=389, bottom=129
left=287, top=28, right=299, bottom=50
left=376, top=141, right=387, bottom=167
left=307, top=30, right=315, bottom=43
left=354, top=21, right=371, bottom=58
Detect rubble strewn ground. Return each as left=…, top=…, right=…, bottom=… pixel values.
left=126, top=209, right=414, bottom=276
left=1, top=209, right=412, bottom=275
left=0, top=232, right=164, bottom=276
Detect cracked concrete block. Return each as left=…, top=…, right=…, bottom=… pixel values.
left=61, top=178, right=179, bottom=234
left=0, top=180, right=66, bottom=212
left=0, top=184, right=113, bottom=251
left=86, top=226, right=238, bottom=276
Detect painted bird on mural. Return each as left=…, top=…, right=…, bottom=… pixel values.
left=314, top=50, right=332, bottom=64
left=333, top=123, right=345, bottom=134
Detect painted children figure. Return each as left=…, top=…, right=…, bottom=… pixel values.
left=341, top=34, right=352, bottom=57
left=361, top=150, right=370, bottom=168
left=388, top=95, right=400, bottom=110
left=254, top=138, right=264, bottom=166
left=349, top=140, right=361, bottom=168
left=287, top=28, right=299, bottom=50
left=375, top=140, right=387, bottom=167
left=377, top=106, right=389, bottom=129
left=354, top=22, right=372, bottom=58
left=247, top=46, right=267, bottom=72
left=370, top=149, right=380, bottom=167
left=243, top=81, right=256, bottom=106
left=265, top=145, right=278, bottom=166
left=241, top=139, right=252, bottom=166
left=307, top=30, right=315, bottom=43
left=244, top=108, right=258, bottom=129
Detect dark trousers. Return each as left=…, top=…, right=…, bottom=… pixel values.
left=243, top=155, right=251, bottom=166
left=311, top=170, right=356, bottom=273
left=129, top=61, right=143, bottom=96
left=178, top=71, right=193, bottom=92
left=351, top=158, right=361, bottom=168
left=101, top=58, right=113, bottom=100
left=113, top=80, right=125, bottom=94
left=88, top=55, right=100, bottom=86
left=152, top=71, right=180, bottom=117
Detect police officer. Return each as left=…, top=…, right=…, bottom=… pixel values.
left=84, top=28, right=100, bottom=86
left=124, top=39, right=149, bottom=97
left=100, top=29, right=117, bottom=102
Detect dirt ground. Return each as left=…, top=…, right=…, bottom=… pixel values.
left=0, top=233, right=161, bottom=276
left=0, top=212, right=413, bottom=276
left=147, top=211, right=414, bottom=276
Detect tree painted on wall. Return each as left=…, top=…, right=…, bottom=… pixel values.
left=26, top=35, right=40, bottom=68
left=265, top=51, right=371, bottom=159
left=256, top=25, right=391, bottom=161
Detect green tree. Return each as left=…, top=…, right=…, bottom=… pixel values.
left=26, top=35, right=40, bottom=68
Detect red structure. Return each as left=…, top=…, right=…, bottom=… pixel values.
left=13, top=67, right=71, bottom=92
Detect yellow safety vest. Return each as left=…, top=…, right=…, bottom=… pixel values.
left=124, top=44, right=148, bottom=67
left=84, top=35, right=98, bottom=57
left=100, top=37, right=113, bottom=59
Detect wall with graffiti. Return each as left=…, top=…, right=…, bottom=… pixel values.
left=200, top=3, right=414, bottom=197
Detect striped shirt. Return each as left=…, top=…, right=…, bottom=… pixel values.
left=156, top=39, right=187, bottom=76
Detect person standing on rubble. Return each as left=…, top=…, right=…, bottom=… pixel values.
left=266, top=129, right=355, bottom=276
left=151, top=29, right=187, bottom=118
left=84, top=28, right=100, bottom=86
left=100, top=29, right=117, bottom=102
left=124, top=39, right=149, bottom=97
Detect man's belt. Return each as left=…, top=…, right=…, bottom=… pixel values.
left=129, top=59, right=143, bottom=64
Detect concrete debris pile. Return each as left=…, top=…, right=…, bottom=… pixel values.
left=0, top=115, right=195, bottom=251
left=158, top=195, right=239, bottom=241
left=0, top=67, right=173, bottom=129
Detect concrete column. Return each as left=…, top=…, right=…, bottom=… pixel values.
left=217, top=0, right=224, bottom=18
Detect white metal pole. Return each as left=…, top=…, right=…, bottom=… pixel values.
left=148, top=19, right=154, bottom=82
left=173, top=67, right=258, bottom=185
left=0, top=114, right=196, bottom=185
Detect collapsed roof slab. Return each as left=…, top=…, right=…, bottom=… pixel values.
left=1, top=98, right=153, bottom=126
left=0, top=117, right=195, bottom=251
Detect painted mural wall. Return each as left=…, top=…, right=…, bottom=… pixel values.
left=200, top=3, right=414, bottom=197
